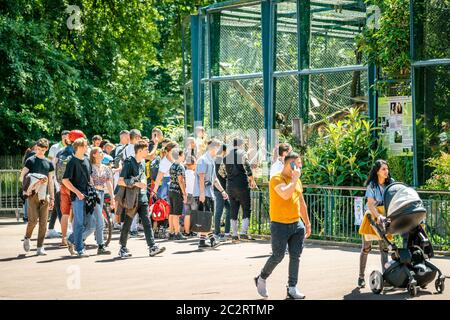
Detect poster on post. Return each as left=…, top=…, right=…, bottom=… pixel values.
left=377, top=96, right=413, bottom=157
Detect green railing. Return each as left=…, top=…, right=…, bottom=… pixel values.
left=249, top=186, right=450, bottom=251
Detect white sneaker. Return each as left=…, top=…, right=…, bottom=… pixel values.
left=46, top=229, right=60, bottom=239
left=23, top=237, right=30, bottom=252
left=287, top=286, right=306, bottom=300
left=36, top=247, right=47, bottom=256
left=254, top=275, right=269, bottom=298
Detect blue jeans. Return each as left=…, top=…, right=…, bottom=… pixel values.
left=68, top=199, right=87, bottom=253
left=23, top=199, right=28, bottom=220
left=260, top=220, right=305, bottom=287
left=82, top=191, right=105, bottom=246
left=157, top=176, right=170, bottom=201
left=214, top=189, right=230, bottom=235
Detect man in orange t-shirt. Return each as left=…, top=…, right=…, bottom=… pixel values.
left=254, top=152, right=311, bottom=300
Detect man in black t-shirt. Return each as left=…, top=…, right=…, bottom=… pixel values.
left=117, top=140, right=166, bottom=258
left=20, top=138, right=55, bottom=256
left=62, top=138, right=92, bottom=257
left=224, top=138, right=257, bottom=242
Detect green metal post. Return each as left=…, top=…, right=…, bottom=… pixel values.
left=191, top=15, right=202, bottom=124
left=368, top=63, right=377, bottom=133
left=262, top=0, right=276, bottom=154
left=298, top=0, right=310, bottom=123
left=410, top=0, right=424, bottom=187
left=209, top=12, right=221, bottom=130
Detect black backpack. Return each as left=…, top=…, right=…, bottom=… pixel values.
left=150, top=156, right=161, bottom=181
left=112, top=144, right=129, bottom=169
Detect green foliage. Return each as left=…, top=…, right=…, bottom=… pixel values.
left=0, top=0, right=213, bottom=154
left=301, top=108, right=387, bottom=187
left=357, top=0, right=411, bottom=77
left=424, top=152, right=450, bottom=190
left=387, top=155, right=414, bottom=186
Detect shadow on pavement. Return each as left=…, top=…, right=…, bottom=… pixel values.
left=246, top=255, right=271, bottom=259
left=95, top=255, right=160, bottom=263
left=343, top=287, right=435, bottom=300
left=0, top=254, right=37, bottom=262
left=36, top=255, right=86, bottom=263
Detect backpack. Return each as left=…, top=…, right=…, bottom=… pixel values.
left=112, top=144, right=129, bottom=169
left=55, top=153, right=73, bottom=184
left=150, top=156, right=161, bottom=181
left=150, top=198, right=170, bottom=222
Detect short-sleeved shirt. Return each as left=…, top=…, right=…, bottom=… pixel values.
left=25, top=155, right=55, bottom=194
left=169, top=163, right=185, bottom=194
left=25, top=155, right=55, bottom=177
left=159, top=157, right=173, bottom=178
left=63, top=156, right=92, bottom=199
left=214, top=156, right=227, bottom=192
left=193, top=152, right=216, bottom=199
left=269, top=173, right=303, bottom=224
left=124, top=144, right=135, bottom=159
left=120, top=156, right=147, bottom=197
left=185, top=169, right=195, bottom=195
left=48, top=142, right=65, bottom=160
left=364, top=180, right=394, bottom=211
left=269, top=158, right=284, bottom=178
left=92, top=164, right=113, bottom=190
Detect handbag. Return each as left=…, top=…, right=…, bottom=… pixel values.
left=190, top=200, right=213, bottom=233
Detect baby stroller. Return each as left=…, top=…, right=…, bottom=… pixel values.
left=368, top=182, right=446, bottom=297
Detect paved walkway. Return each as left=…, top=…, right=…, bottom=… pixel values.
left=0, top=217, right=449, bottom=300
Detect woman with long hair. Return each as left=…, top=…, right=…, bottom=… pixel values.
left=82, top=147, right=115, bottom=255
left=151, top=141, right=178, bottom=236
left=358, top=159, right=394, bottom=288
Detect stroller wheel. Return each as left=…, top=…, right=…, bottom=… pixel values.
left=408, top=283, right=418, bottom=297
left=435, top=278, right=445, bottom=294
left=369, top=271, right=384, bottom=294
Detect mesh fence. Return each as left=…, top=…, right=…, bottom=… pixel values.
left=419, top=0, right=450, bottom=60
left=212, top=4, right=263, bottom=76
left=275, top=0, right=298, bottom=71
left=193, top=0, right=372, bottom=157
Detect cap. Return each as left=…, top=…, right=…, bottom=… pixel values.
left=68, top=130, right=86, bottom=142
left=102, top=154, right=113, bottom=165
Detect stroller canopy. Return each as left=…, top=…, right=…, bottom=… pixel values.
left=383, top=183, right=427, bottom=234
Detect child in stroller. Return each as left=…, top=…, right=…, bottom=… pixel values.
left=368, top=183, right=446, bottom=297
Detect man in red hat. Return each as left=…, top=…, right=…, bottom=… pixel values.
left=54, top=130, right=86, bottom=247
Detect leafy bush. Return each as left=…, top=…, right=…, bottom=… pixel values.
left=387, top=155, right=414, bottom=186
left=301, top=108, right=386, bottom=187
left=424, top=152, right=450, bottom=190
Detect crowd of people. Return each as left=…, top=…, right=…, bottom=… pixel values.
left=19, top=126, right=268, bottom=257
left=19, top=124, right=400, bottom=299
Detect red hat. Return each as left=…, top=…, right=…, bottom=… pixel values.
left=68, top=130, right=86, bottom=142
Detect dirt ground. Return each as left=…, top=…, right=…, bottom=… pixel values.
left=0, top=217, right=449, bottom=300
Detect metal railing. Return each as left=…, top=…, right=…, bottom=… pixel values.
left=0, top=170, right=22, bottom=221
left=249, top=186, right=450, bottom=251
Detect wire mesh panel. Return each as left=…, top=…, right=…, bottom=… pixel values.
left=275, top=0, right=298, bottom=71
left=309, top=0, right=367, bottom=68
left=307, top=70, right=368, bottom=142
left=210, top=4, right=263, bottom=76
left=414, top=0, right=450, bottom=60
left=275, top=75, right=299, bottom=128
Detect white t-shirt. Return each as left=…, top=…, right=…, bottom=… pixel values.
left=159, top=157, right=173, bottom=177
left=124, top=144, right=135, bottom=159
left=185, top=169, right=195, bottom=195
left=48, top=142, right=65, bottom=160
left=112, top=144, right=130, bottom=189
left=269, top=159, right=284, bottom=178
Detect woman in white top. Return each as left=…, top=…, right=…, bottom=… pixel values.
left=151, top=141, right=178, bottom=234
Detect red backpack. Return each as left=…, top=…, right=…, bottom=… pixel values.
left=150, top=198, right=170, bottom=222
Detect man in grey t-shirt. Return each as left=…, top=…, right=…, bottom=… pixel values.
left=192, top=139, right=228, bottom=249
